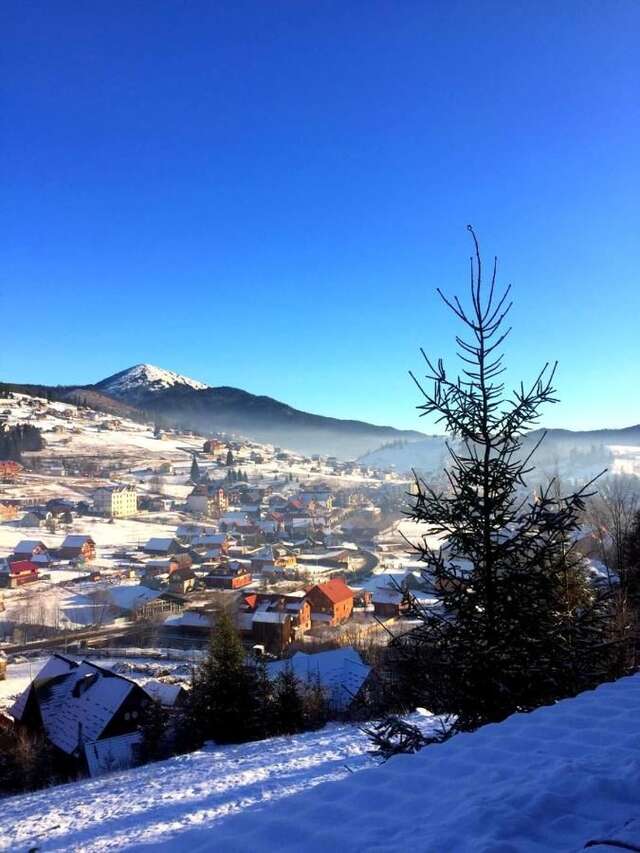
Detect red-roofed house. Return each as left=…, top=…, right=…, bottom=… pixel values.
left=306, top=578, right=354, bottom=626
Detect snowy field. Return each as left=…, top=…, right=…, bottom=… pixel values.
left=0, top=515, right=182, bottom=558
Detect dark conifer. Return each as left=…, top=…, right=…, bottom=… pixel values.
left=272, top=666, right=305, bottom=735
left=378, top=227, right=627, bottom=742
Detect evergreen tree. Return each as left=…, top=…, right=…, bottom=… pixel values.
left=377, top=227, right=625, bottom=741
left=186, top=609, right=256, bottom=745
left=272, top=666, right=305, bottom=735
left=190, top=454, right=200, bottom=483
left=138, top=698, right=168, bottom=763
left=226, top=448, right=234, bottom=466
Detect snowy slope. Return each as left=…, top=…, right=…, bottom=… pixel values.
left=3, top=676, right=640, bottom=851
left=95, top=364, right=209, bottom=401
left=204, top=675, right=640, bottom=853
left=0, top=714, right=439, bottom=852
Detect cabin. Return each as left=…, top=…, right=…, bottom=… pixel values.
left=58, top=535, right=96, bottom=562
left=305, top=578, right=355, bottom=626
left=372, top=586, right=407, bottom=618
left=10, top=655, right=151, bottom=777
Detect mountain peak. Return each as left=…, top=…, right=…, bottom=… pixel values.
left=94, top=363, right=209, bottom=400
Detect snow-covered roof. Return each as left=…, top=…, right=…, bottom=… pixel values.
left=61, top=535, right=94, bottom=548
left=253, top=611, right=290, bottom=624
left=107, top=585, right=161, bottom=611
left=142, top=679, right=185, bottom=707
left=144, top=538, right=176, bottom=552
left=14, top=539, right=47, bottom=552
left=11, top=655, right=140, bottom=755
left=164, top=612, right=212, bottom=629
left=267, top=648, right=370, bottom=711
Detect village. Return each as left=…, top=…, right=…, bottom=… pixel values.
left=0, top=390, right=440, bottom=778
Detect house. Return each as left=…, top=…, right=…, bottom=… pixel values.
left=142, top=537, right=183, bottom=556
left=58, top=535, right=96, bottom=562
left=0, top=560, right=39, bottom=588
left=239, top=590, right=311, bottom=654
left=13, top=539, right=50, bottom=561
left=163, top=610, right=214, bottom=641
left=203, top=439, right=224, bottom=455
left=205, top=562, right=252, bottom=590
left=18, top=508, right=52, bottom=528
left=10, top=654, right=151, bottom=777
left=266, top=647, right=371, bottom=713
left=372, top=585, right=406, bottom=618
left=93, top=485, right=138, bottom=518
left=305, top=578, right=355, bottom=626
left=168, top=567, right=196, bottom=594
left=186, top=485, right=228, bottom=517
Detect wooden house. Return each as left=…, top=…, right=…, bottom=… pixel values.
left=10, top=654, right=151, bottom=777
left=58, top=535, right=96, bottom=562
left=306, top=578, right=354, bottom=626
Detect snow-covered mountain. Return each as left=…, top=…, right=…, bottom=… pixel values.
left=87, top=364, right=427, bottom=458
left=94, top=364, right=209, bottom=403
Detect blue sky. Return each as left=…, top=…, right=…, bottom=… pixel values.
left=2, top=1, right=639, bottom=432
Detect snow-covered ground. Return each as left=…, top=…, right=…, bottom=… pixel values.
left=3, top=675, right=640, bottom=851
left=0, top=515, right=182, bottom=558
left=0, top=714, right=438, bottom=852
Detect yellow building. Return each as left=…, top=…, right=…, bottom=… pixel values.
left=94, top=485, right=138, bottom=518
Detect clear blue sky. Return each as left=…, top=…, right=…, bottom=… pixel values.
left=2, top=1, right=639, bottom=432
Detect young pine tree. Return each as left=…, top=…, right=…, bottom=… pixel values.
left=186, top=609, right=256, bottom=746
left=382, top=227, right=625, bottom=738
left=190, top=454, right=200, bottom=483
left=272, top=667, right=305, bottom=736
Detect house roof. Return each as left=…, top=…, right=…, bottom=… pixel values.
left=144, top=537, right=177, bottom=552
left=8, top=560, right=38, bottom=576
left=142, top=680, right=185, bottom=707
left=14, top=540, right=47, bottom=553
left=61, top=535, right=95, bottom=548
left=11, top=655, right=141, bottom=756
left=310, top=578, right=354, bottom=605
left=266, top=647, right=370, bottom=711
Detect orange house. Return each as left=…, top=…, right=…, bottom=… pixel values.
left=305, top=578, right=354, bottom=626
